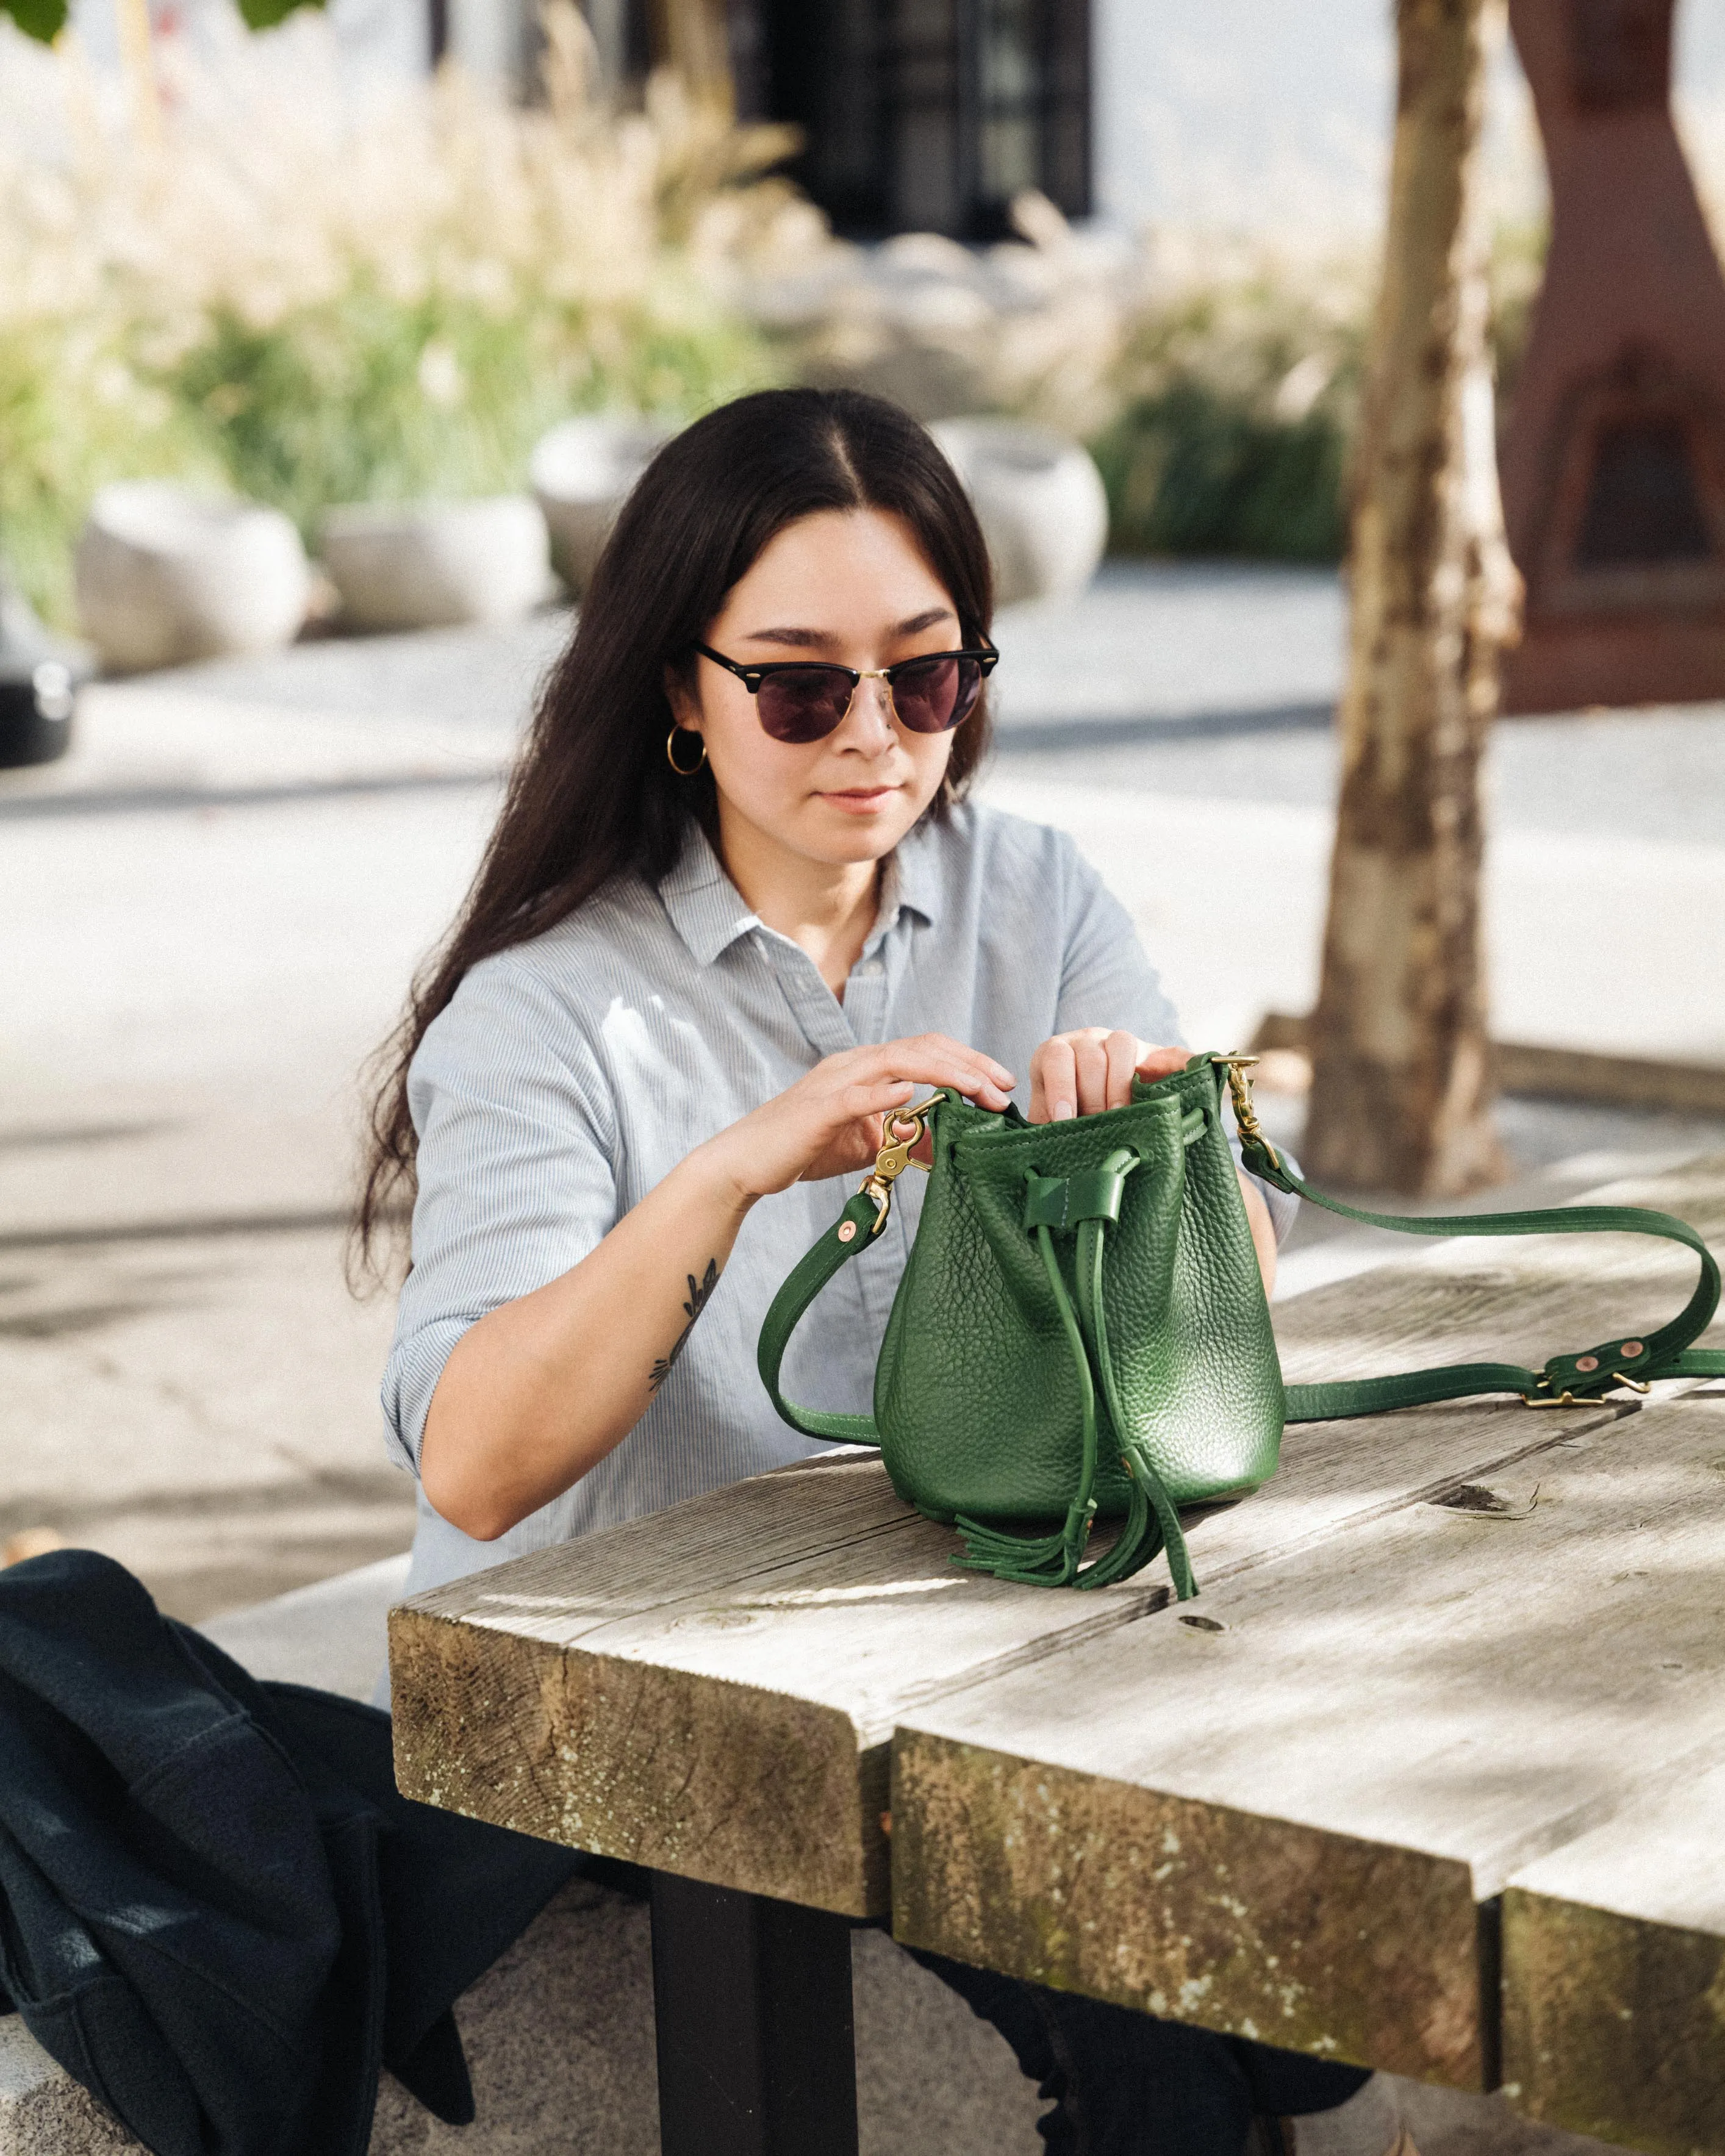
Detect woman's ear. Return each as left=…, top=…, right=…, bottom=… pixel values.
left=664, top=661, right=700, bottom=730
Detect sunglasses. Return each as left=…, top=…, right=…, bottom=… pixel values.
left=693, top=639, right=999, bottom=744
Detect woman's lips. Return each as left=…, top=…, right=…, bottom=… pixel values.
left=819, top=786, right=899, bottom=814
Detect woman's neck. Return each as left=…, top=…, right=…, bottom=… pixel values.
left=715, top=804, right=881, bottom=998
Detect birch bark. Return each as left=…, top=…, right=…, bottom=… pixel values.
left=1303, top=0, right=1522, bottom=1195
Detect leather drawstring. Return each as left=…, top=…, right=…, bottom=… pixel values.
left=953, top=1148, right=1200, bottom=1601
left=952, top=1222, right=1099, bottom=1587
left=1075, top=1212, right=1196, bottom=1599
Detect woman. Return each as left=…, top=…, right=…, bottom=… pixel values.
left=360, top=387, right=1371, bottom=2155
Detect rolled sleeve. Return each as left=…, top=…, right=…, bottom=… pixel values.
left=381, top=958, right=619, bottom=1474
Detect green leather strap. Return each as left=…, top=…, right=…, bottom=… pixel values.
left=755, top=1189, right=884, bottom=1445
left=1238, top=1136, right=1725, bottom=1417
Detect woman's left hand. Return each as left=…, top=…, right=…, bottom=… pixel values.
left=1025, top=1030, right=1277, bottom=1294
left=1027, top=1030, right=1187, bottom=1124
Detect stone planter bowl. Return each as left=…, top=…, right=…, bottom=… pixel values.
left=530, top=415, right=676, bottom=595
left=320, top=496, right=553, bottom=632
left=927, top=418, right=1110, bottom=607
left=74, top=483, right=310, bottom=673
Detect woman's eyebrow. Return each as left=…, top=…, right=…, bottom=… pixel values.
left=741, top=607, right=957, bottom=649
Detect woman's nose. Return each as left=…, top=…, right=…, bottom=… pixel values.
left=841, top=675, right=897, bottom=747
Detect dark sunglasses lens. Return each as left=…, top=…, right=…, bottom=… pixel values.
left=891, top=655, right=982, bottom=733
left=756, top=668, right=854, bottom=743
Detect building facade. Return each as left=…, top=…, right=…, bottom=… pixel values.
left=737, top=0, right=1091, bottom=241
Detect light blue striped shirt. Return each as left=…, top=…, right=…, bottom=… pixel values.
left=384, top=802, right=1296, bottom=1599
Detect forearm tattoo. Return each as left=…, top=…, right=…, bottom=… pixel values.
left=648, top=1259, right=720, bottom=1392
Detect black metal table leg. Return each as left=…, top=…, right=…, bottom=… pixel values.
left=649, top=1871, right=859, bottom=2156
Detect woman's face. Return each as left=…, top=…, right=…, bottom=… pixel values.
left=670, top=507, right=974, bottom=873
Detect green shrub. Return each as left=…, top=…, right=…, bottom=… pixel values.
left=0, top=323, right=219, bottom=625
left=1093, top=378, right=1350, bottom=562
left=1089, top=220, right=1544, bottom=565
left=1086, top=265, right=1364, bottom=564
left=0, top=13, right=799, bottom=620
left=171, top=279, right=775, bottom=544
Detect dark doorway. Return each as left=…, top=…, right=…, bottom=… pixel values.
left=756, top=0, right=1091, bottom=240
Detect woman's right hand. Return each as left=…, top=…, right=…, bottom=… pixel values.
left=694, top=1034, right=1016, bottom=1205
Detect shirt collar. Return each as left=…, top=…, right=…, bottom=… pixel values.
left=656, top=814, right=945, bottom=967
left=883, top=814, right=943, bottom=933
left=656, top=824, right=761, bottom=966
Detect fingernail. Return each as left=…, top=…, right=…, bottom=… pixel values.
left=1053, top=1102, right=1075, bottom=1122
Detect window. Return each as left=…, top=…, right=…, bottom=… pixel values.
left=760, top=0, right=1091, bottom=240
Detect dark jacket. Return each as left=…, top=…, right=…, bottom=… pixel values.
left=0, top=1549, right=579, bottom=2156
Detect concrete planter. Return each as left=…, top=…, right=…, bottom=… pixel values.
left=320, top=496, right=552, bottom=632
left=928, top=418, right=1109, bottom=606
left=531, top=415, right=675, bottom=595
left=74, top=483, right=310, bottom=673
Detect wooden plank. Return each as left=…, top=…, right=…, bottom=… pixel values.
left=891, top=1391, right=1725, bottom=2090
left=1501, top=1735, right=1725, bottom=2156
left=390, top=1156, right=1725, bottom=1919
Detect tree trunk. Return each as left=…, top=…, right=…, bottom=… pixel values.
left=1303, top=0, right=1523, bottom=1196
left=646, top=0, right=734, bottom=109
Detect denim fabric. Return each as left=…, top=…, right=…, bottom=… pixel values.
left=595, top=1855, right=1368, bottom=2155
left=908, top=1946, right=1371, bottom=2156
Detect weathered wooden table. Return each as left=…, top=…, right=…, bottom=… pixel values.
left=389, top=1154, right=1725, bottom=2156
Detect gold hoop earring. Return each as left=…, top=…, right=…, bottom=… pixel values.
left=665, top=728, right=707, bottom=776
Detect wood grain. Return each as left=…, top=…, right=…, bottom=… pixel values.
left=390, top=1156, right=1725, bottom=1919
left=1502, top=1741, right=1725, bottom=2154
left=892, top=1392, right=1725, bottom=2087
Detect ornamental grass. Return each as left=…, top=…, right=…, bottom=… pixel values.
left=0, top=2, right=812, bottom=623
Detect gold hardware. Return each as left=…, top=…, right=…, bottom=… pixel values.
left=1521, top=1390, right=1580, bottom=1409
left=1212, top=1054, right=1280, bottom=1166
left=665, top=727, right=707, bottom=775
left=837, top=1220, right=858, bottom=1244
left=1612, top=1370, right=1652, bottom=1395
left=860, top=1100, right=936, bottom=1235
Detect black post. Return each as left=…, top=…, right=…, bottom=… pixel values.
left=649, top=1871, right=859, bottom=2156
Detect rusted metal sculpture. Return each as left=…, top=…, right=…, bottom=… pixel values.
left=1501, top=0, right=1725, bottom=712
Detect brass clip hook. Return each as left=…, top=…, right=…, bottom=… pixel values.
left=1211, top=1053, right=1278, bottom=1164
left=860, top=1100, right=935, bottom=1234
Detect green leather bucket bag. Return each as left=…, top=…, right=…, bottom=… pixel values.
left=759, top=1053, right=1725, bottom=1599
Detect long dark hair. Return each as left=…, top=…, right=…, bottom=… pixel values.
left=354, top=387, right=995, bottom=1275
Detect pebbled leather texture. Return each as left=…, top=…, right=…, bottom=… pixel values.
left=871, top=1056, right=1284, bottom=1523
